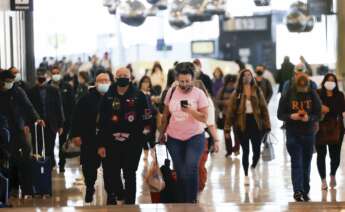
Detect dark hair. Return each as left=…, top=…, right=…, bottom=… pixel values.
left=256, top=64, right=266, bottom=69
left=36, top=68, right=47, bottom=76
left=236, top=69, right=256, bottom=94
left=175, top=62, right=195, bottom=78
left=51, top=65, right=60, bottom=72
left=139, top=75, right=152, bottom=91
left=151, top=61, right=163, bottom=74
left=78, top=71, right=90, bottom=83
left=166, top=68, right=176, bottom=88
left=320, top=73, right=339, bottom=95
left=224, top=74, right=237, bottom=85
left=0, top=70, right=15, bottom=81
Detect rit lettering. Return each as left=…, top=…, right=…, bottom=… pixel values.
left=291, top=100, right=312, bottom=111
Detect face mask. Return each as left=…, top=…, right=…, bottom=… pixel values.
left=117, top=78, right=130, bottom=87
left=15, top=73, right=21, bottom=82
left=52, top=74, right=62, bottom=82
left=97, top=83, right=111, bottom=94
left=3, top=82, right=14, bottom=90
left=243, top=76, right=252, bottom=84
left=256, top=71, right=263, bottom=77
left=324, top=81, right=336, bottom=91
left=38, top=77, right=46, bottom=84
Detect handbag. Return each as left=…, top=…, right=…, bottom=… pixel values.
left=316, top=117, right=341, bottom=145
left=145, top=147, right=165, bottom=193
left=261, top=133, right=276, bottom=162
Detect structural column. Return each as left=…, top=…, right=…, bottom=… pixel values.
left=24, top=11, right=35, bottom=86
left=337, top=0, right=345, bottom=83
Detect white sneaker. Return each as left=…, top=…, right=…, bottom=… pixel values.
left=321, top=179, right=328, bottom=190
left=244, top=176, right=250, bottom=186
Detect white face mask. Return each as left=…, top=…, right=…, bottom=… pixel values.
left=15, top=73, right=21, bottom=82
left=4, top=82, right=14, bottom=90
left=97, top=83, right=111, bottom=94
left=324, top=81, right=336, bottom=91
left=52, top=74, right=62, bottom=82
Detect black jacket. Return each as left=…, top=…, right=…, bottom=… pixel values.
left=70, top=88, right=102, bottom=163
left=14, top=80, right=30, bottom=94
left=98, top=83, right=153, bottom=148
left=50, top=81, right=75, bottom=126
left=278, top=86, right=322, bottom=135
left=256, top=78, right=273, bottom=103
left=0, top=87, right=40, bottom=155
left=198, top=72, right=213, bottom=96
left=28, top=84, right=65, bottom=133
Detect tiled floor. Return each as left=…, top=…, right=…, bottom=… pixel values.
left=8, top=91, right=345, bottom=211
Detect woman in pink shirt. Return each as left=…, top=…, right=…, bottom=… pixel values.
left=158, top=62, right=209, bottom=203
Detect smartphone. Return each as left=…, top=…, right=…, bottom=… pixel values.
left=180, top=100, right=188, bottom=108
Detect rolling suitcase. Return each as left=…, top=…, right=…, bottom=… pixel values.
left=32, top=123, right=52, bottom=197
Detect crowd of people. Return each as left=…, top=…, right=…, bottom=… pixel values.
left=0, top=53, right=344, bottom=206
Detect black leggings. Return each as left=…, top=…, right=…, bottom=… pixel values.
left=316, top=133, right=344, bottom=179
left=238, top=115, right=263, bottom=176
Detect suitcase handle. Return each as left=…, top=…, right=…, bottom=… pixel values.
left=34, top=123, right=46, bottom=160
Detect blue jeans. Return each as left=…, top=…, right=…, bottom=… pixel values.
left=167, top=133, right=205, bottom=203
left=286, top=132, right=315, bottom=194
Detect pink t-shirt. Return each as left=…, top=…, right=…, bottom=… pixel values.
left=164, top=86, right=209, bottom=141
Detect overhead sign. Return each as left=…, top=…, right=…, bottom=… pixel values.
left=191, top=40, right=215, bottom=56
left=10, top=0, right=33, bottom=11
left=223, top=16, right=268, bottom=32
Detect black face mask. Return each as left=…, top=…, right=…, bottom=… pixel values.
left=117, top=78, right=130, bottom=87
left=256, top=71, right=264, bottom=77
left=38, top=77, right=46, bottom=84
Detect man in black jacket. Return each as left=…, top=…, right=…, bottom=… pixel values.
left=28, top=68, right=65, bottom=169
left=277, top=72, right=321, bottom=202
left=69, top=73, right=113, bottom=203
left=8, top=66, right=30, bottom=94
left=193, top=59, right=213, bottom=96
left=97, top=67, right=153, bottom=205
left=49, top=66, right=75, bottom=172
left=0, top=70, right=44, bottom=197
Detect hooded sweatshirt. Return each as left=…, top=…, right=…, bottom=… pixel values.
left=277, top=75, right=322, bottom=135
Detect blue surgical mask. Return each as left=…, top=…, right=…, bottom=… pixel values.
left=97, top=83, right=111, bottom=94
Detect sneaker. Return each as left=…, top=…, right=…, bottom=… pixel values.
left=330, top=176, right=337, bottom=189
left=225, top=153, right=231, bottom=158
left=107, top=193, right=117, bottom=205
left=321, top=179, right=328, bottom=190
left=244, top=176, right=250, bottom=186
left=293, top=192, right=303, bottom=202
left=85, top=188, right=95, bottom=203
left=303, top=193, right=310, bottom=202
